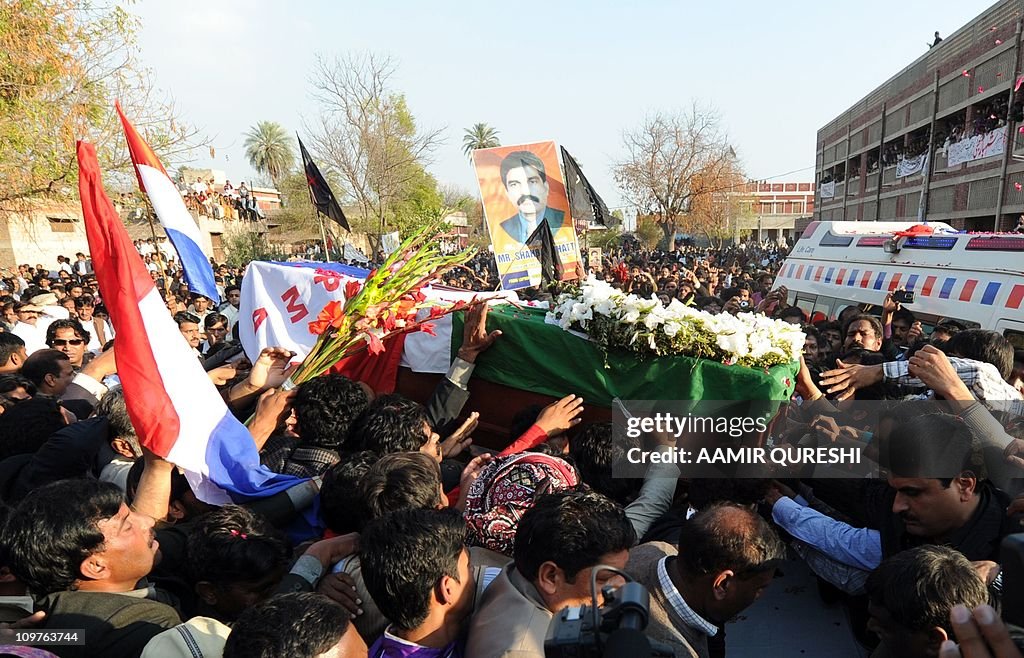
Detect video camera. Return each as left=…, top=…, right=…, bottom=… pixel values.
left=544, top=578, right=674, bottom=658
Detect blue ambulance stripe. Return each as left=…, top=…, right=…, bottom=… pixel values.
left=981, top=282, right=1001, bottom=306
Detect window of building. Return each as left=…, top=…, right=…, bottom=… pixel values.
left=47, top=217, right=78, bottom=233
left=760, top=202, right=773, bottom=214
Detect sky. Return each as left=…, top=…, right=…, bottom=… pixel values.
left=131, top=0, right=987, bottom=210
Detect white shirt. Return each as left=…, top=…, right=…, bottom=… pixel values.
left=12, top=322, right=46, bottom=355
left=220, top=304, right=239, bottom=331
left=79, top=317, right=115, bottom=351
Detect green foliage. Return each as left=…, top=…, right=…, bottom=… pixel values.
left=223, top=230, right=286, bottom=269
left=588, top=227, right=624, bottom=250
left=635, top=216, right=662, bottom=250
left=244, top=121, right=295, bottom=186
left=0, top=0, right=204, bottom=211
left=462, top=123, right=500, bottom=160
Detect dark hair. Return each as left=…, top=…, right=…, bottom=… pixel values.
left=883, top=413, right=975, bottom=485
left=45, top=319, right=90, bottom=346
left=891, top=308, right=916, bottom=326
left=568, top=423, right=643, bottom=506
left=349, top=394, right=429, bottom=455
left=945, top=329, right=1015, bottom=380
left=3, top=479, right=123, bottom=594
left=779, top=306, right=806, bottom=322
left=21, top=349, right=70, bottom=388
left=361, top=508, right=466, bottom=631
left=186, top=506, right=291, bottom=591
left=0, top=396, right=66, bottom=460
left=173, top=311, right=200, bottom=327
left=0, top=333, right=25, bottom=367
left=499, top=150, right=547, bottom=186
left=694, top=296, right=722, bottom=311
left=866, top=545, right=986, bottom=636
left=0, top=374, right=34, bottom=398
left=843, top=314, right=883, bottom=342
left=932, top=320, right=966, bottom=337
left=719, top=287, right=747, bottom=303
left=223, top=593, right=350, bottom=658
left=94, top=386, right=138, bottom=452
left=73, top=295, right=94, bottom=308
left=225, top=284, right=241, bottom=295
left=357, top=452, right=442, bottom=530
left=293, top=374, right=369, bottom=451
left=509, top=404, right=544, bottom=444
left=675, top=502, right=784, bottom=580
left=513, top=490, right=635, bottom=582
left=204, top=312, right=228, bottom=330
left=319, top=450, right=380, bottom=534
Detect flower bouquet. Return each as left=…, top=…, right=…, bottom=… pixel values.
left=547, top=276, right=805, bottom=370
left=284, top=220, right=477, bottom=388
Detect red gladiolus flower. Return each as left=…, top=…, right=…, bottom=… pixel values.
left=366, top=332, right=385, bottom=355
left=428, top=305, right=447, bottom=319
left=345, top=280, right=361, bottom=298
left=419, top=322, right=437, bottom=337
left=309, top=300, right=345, bottom=335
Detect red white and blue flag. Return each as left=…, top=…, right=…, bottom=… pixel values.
left=115, top=102, right=219, bottom=302
left=77, top=140, right=302, bottom=504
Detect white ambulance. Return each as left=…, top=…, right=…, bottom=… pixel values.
left=774, top=221, right=1024, bottom=348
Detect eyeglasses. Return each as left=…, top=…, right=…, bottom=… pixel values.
left=50, top=339, right=84, bottom=347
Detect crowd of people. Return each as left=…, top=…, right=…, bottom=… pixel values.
left=179, top=177, right=265, bottom=221
left=0, top=236, right=1020, bottom=658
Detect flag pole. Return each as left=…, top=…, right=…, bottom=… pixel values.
left=144, top=205, right=171, bottom=297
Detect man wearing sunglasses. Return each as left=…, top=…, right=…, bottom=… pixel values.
left=45, top=319, right=92, bottom=369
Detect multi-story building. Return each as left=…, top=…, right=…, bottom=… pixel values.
left=814, top=1, right=1024, bottom=231
left=736, top=181, right=815, bottom=242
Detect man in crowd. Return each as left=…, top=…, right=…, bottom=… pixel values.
left=866, top=546, right=987, bottom=658
left=173, top=312, right=203, bottom=356
left=220, top=284, right=241, bottom=330
left=45, top=319, right=91, bottom=369
left=843, top=314, right=884, bottom=353
left=628, top=503, right=785, bottom=657
left=21, top=349, right=75, bottom=399
left=75, top=295, right=112, bottom=351
left=0, top=333, right=28, bottom=374
left=223, top=593, right=366, bottom=658
left=11, top=301, right=46, bottom=354
left=3, top=478, right=180, bottom=656
left=361, top=508, right=475, bottom=657
left=467, top=491, right=635, bottom=658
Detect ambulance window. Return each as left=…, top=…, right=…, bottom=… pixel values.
left=810, top=297, right=835, bottom=322
left=795, top=294, right=816, bottom=315
left=1004, top=330, right=1024, bottom=350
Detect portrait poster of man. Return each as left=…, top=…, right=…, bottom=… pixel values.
left=472, top=141, right=583, bottom=290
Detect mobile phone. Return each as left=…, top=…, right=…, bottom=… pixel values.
left=892, top=290, right=915, bottom=304
left=1001, top=534, right=1024, bottom=627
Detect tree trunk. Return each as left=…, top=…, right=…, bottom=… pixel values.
left=657, top=218, right=676, bottom=251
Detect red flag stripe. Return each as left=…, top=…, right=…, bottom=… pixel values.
left=77, top=141, right=179, bottom=455
left=115, top=101, right=169, bottom=191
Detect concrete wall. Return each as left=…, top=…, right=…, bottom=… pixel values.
left=0, top=203, right=90, bottom=269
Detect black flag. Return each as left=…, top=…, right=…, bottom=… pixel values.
left=561, top=146, right=612, bottom=227
left=526, top=219, right=564, bottom=285
left=298, top=136, right=349, bottom=231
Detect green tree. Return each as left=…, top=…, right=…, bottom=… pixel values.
left=244, top=121, right=295, bottom=188
left=461, top=123, right=500, bottom=160
left=0, top=0, right=204, bottom=212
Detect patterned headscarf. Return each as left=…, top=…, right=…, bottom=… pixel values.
left=463, top=452, right=580, bottom=556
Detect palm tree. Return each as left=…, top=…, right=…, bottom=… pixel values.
left=243, top=121, right=295, bottom=188
left=462, top=123, right=500, bottom=160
